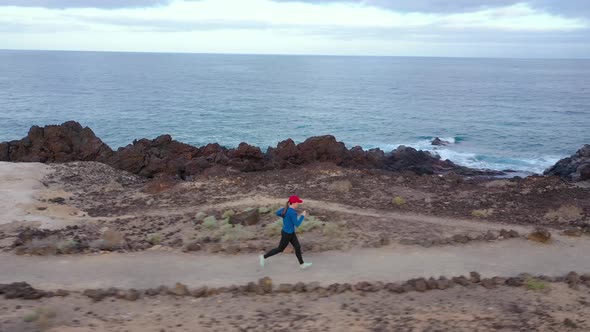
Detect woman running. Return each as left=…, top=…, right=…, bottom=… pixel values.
left=259, top=195, right=313, bottom=269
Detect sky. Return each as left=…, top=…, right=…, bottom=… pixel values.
left=0, top=0, right=589, bottom=58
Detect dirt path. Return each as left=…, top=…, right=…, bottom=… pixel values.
left=2, top=238, right=589, bottom=290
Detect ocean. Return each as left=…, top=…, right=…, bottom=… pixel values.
left=1, top=50, right=589, bottom=174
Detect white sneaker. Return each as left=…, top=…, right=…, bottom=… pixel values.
left=300, top=262, right=313, bottom=270
left=259, top=255, right=265, bottom=268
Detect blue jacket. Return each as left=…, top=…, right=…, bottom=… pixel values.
left=276, top=207, right=304, bottom=234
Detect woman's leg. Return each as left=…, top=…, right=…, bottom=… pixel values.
left=264, top=231, right=291, bottom=259
left=289, top=233, right=304, bottom=265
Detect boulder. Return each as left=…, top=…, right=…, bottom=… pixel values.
left=544, top=144, right=590, bottom=181
left=229, top=209, right=260, bottom=226
left=2, top=282, right=45, bottom=300
left=469, top=272, right=481, bottom=283
left=182, top=241, right=202, bottom=252
left=171, top=283, right=189, bottom=296
left=431, top=137, right=450, bottom=146
left=0, top=121, right=113, bottom=162
left=125, top=289, right=140, bottom=301
left=481, top=278, right=496, bottom=289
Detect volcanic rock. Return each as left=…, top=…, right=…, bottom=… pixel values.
left=545, top=144, right=590, bottom=181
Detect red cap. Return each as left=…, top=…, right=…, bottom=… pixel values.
left=288, top=195, right=303, bottom=204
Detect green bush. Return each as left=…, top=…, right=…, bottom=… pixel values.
left=202, top=216, right=218, bottom=230
left=525, top=278, right=549, bottom=291
left=146, top=233, right=161, bottom=245
left=258, top=206, right=271, bottom=214
left=298, top=216, right=323, bottom=233
left=23, top=312, right=39, bottom=322
left=222, top=209, right=235, bottom=219
left=195, top=211, right=207, bottom=222
left=392, top=196, right=406, bottom=206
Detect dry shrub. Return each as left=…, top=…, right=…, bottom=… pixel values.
left=544, top=205, right=584, bottom=223
left=472, top=209, right=494, bottom=218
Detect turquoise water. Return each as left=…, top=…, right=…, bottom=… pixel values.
left=1, top=50, right=589, bottom=173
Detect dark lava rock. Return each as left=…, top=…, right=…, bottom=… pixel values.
left=182, top=241, right=202, bottom=252
left=48, top=197, right=66, bottom=204
left=470, top=272, right=481, bottom=283
left=436, top=277, right=451, bottom=290
left=1, top=121, right=504, bottom=179
left=452, top=276, right=470, bottom=286
left=229, top=209, right=260, bottom=226
left=481, top=278, right=497, bottom=289
left=545, top=144, right=590, bottom=181
left=0, top=121, right=113, bottom=163
left=505, top=277, right=524, bottom=287
left=125, top=289, right=141, bottom=301
left=452, top=234, right=470, bottom=244
left=83, top=289, right=109, bottom=302
left=1, top=282, right=45, bottom=300
left=410, top=278, right=428, bottom=292
left=431, top=137, right=450, bottom=146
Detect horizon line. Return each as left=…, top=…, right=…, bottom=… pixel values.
left=1, top=48, right=589, bottom=61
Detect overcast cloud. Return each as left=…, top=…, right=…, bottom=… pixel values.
left=0, top=0, right=588, bottom=58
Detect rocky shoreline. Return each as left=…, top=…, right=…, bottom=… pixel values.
left=1, top=121, right=506, bottom=179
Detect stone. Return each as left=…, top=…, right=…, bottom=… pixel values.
left=505, top=277, right=524, bottom=287
left=230, top=209, right=260, bottom=226
left=171, top=283, right=189, bottom=296
left=411, top=278, right=428, bottom=292
left=125, top=289, right=140, bottom=301
left=436, top=277, right=451, bottom=290
left=431, top=137, right=450, bottom=146
left=545, top=144, right=590, bottom=181
left=304, top=282, right=321, bottom=292
left=481, top=278, right=496, bottom=289
left=83, top=289, right=108, bottom=302
left=182, top=241, right=202, bottom=252
left=327, top=180, right=353, bottom=193
left=452, top=276, right=470, bottom=287
left=426, top=277, right=438, bottom=290
left=470, top=272, right=481, bottom=283
left=508, top=230, right=519, bottom=238
left=190, top=287, right=208, bottom=298
left=293, top=282, right=306, bottom=293
left=2, top=282, right=45, bottom=300
left=277, top=284, right=293, bottom=293
left=452, top=234, right=470, bottom=244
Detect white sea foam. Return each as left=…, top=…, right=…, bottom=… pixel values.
left=370, top=139, right=562, bottom=174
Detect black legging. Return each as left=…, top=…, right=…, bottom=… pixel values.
left=264, top=231, right=304, bottom=264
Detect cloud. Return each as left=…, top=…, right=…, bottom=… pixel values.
left=0, top=0, right=169, bottom=9
left=272, top=0, right=590, bottom=18
left=0, top=0, right=588, bottom=58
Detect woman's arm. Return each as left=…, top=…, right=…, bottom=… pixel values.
left=294, top=210, right=306, bottom=227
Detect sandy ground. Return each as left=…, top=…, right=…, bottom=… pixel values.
left=1, top=161, right=590, bottom=332
left=0, top=162, right=51, bottom=226
left=2, top=284, right=589, bottom=332
left=0, top=162, right=84, bottom=231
